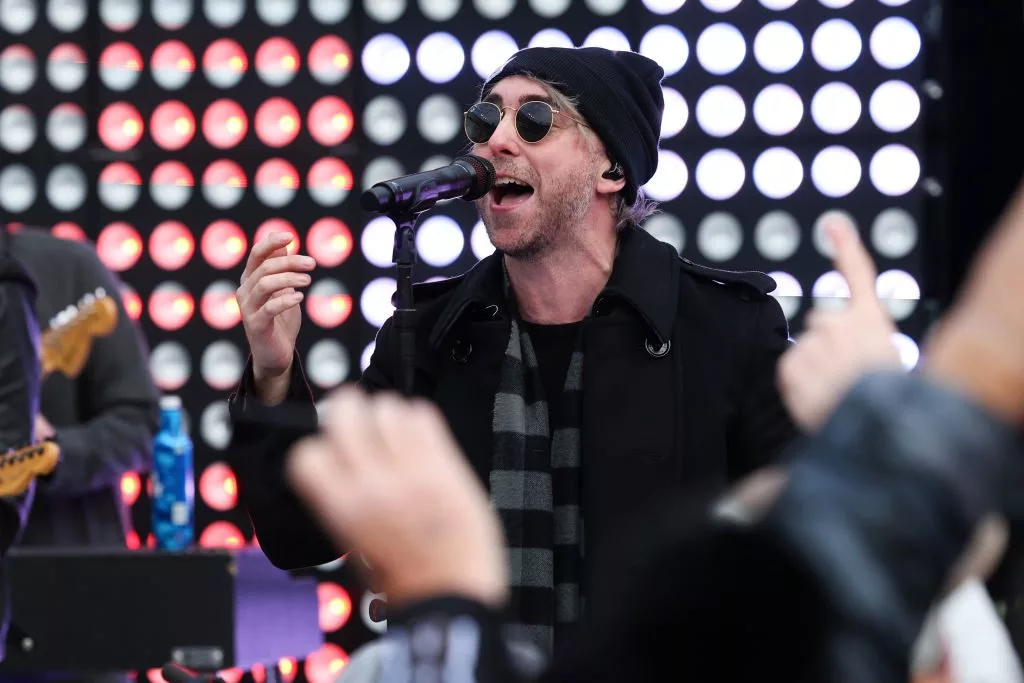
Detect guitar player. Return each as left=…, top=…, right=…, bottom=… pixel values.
left=1, top=225, right=159, bottom=683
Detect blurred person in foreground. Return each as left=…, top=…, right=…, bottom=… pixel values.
left=275, top=183, right=1024, bottom=683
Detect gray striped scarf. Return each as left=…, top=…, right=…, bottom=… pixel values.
left=491, top=315, right=585, bottom=655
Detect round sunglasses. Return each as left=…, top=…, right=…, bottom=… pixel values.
left=463, top=100, right=589, bottom=145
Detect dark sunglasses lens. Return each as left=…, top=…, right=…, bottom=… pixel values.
left=465, top=103, right=500, bottom=143
left=516, top=102, right=553, bottom=143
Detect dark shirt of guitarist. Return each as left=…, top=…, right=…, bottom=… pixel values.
left=7, top=227, right=159, bottom=550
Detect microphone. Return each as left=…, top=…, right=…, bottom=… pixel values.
left=360, top=155, right=495, bottom=214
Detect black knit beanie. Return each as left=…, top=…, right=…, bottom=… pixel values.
left=481, top=46, right=665, bottom=204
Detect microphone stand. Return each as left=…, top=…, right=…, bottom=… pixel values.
left=390, top=209, right=421, bottom=397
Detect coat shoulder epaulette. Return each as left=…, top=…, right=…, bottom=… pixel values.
left=678, top=257, right=777, bottom=300
left=390, top=274, right=467, bottom=307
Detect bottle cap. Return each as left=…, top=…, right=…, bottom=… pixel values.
left=160, top=395, right=182, bottom=410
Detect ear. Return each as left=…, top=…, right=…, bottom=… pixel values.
left=597, top=162, right=626, bottom=196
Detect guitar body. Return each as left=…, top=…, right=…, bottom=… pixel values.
left=40, top=288, right=118, bottom=379
left=0, top=441, right=60, bottom=497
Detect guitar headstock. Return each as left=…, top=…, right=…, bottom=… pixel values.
left=41, top=288, right=119, bottom=379
left=0, top=441, right=60, bottom=497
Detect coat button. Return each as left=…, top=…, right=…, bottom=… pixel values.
left=645, top=339, right=671, bottom=358
left=452, top=340, right=473, bottom=364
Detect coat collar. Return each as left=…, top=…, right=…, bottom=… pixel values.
left=427, top=228, right=679, bottom=348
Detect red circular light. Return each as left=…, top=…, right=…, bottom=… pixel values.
left=51, top=222, right=86, bottom=242
left=98, top=42, right=143, bottom=89
left=254, top=158, right=299, bottom=207
left=317, top=582, right=352, bottom=632
left=201, top=219, right=247, bottom=270
left=151, top=160, right=194, bottom=210
left=254, top=218, right=300, bottom=255
left=98, top=102, right=144, bottom=152
left=308, top=36, right=352, bottom=85
left=121, top=471, right=141, bottom=506
left=278, top=658, right=297, bottom=683
left=307, top=218, right=353, bottom=267
left=99, top=160, right=142, bottom=188
left=306, top=281, right=352, bottom=329
left=199, top=462, right=238, bottom=512
left=251, top=663, right=266, bottom=683
left=203, top=39, right=247, bottom=87
left=304, top=644, right=349, bottom=683
left=121, top=285, right=142, bottom=321
left=97, top=222, right=143, bottom=271
left=202, top=99, right=247, bottom=149
left=201, top=159, right=247, bottom=208
left=148, top=283, right=195, bottom=331
left=200, top=282, right=241, bottom=331
left=151, top=40, right=195, bottom=89
left=149, top=221, right=194, bottom=270
left=308, top=96, right=353, bottom=146
left=254, top=97, right=300, bottom=147
left=307, top=157, right=353, bottom=206
left=125, top=530, right=141, bottom=550
left=198, top=521, right=245, bottom=549
left=49, top=43, right=86, bottom=64
left=150, top=101, right=195, bottom=151
left=255, top=37, right=299, bottom=86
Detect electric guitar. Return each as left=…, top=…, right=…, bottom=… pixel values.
left=0, top=441, right=60, bottom=497
left=40, top=287, right=119, bottom=379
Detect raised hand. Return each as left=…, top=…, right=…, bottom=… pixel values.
left=237, top=232, right=316, bottom=401
left=285, top=386, right=508, bottom=609
left=776, top=216, right=901, bottom=431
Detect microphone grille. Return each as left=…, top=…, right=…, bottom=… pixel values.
left=456, top=154, right=496, bottom=201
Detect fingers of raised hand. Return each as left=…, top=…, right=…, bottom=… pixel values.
left=824, top=218, right=879, bottom=306
left=240, top=233, right=297, bottom=286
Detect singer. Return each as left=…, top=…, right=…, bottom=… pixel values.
left=228, top=46, right=798, bottom=654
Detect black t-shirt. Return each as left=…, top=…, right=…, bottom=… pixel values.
left=520, top=321, right=581, bottom=427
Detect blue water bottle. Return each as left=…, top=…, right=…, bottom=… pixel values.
left=151, top=395, right=195, bottom=550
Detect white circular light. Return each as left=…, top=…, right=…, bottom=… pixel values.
left=876, top=269, right=920, bottom=321
left=470, top=220, right=495, bottom=260
left=697, top=212, right=743, bottom=262
left=870, top=144, right=920, bottom=197
left=529, top=28, right=573, bottom=48
left=417, top=94, right=461, bottom=144
left=257, top=0, right=298, bottom=25
left=642, top=213, right=685, bottom=255
left=201, top=340, right=244, bottom=391
left=471, top=31, right=518, bottom=79
left=1, top=0, right=37, bottom=33
left=362, top=157, right=404, bottom=192
left=310, top=0, right=351, bottom=22
left=819, top=0, right=853, bottom=6
left=767, top=270, right=803, bottom=320
left=416, top=215, right=465, bottom=267
left=48, top=0, right=87, bottom=32
left=0, top=46, right=37, bottom=94
left=696, top=86, right=745, bottom=137
left=361, top=342, right=376, bottom=373
left=760, top=0, right=797, bottom=8
left=585, top=0, right=628, bottom=13
left=870, top=80, right=920, bottom=133
left=48, top=46, right=88, bottom=92
left=871, top=208, right=917, bottom=259
left=0, top=164, right=36, bottom=213
left=417, top=32, right=464, bottom=84
left=528, top=0, right=570, bottom=17
left=661, top=88, right=688, bottom=138
left=0, top=105, right=36, bottom=154
left=812, top=210, right=857, bottom=259
left=639, top=25, right=689, bottom=77
left=753, top=84, right=803, bottom=136
left=696, top=23, right=747, bottom=75
left=811, top=146, right=861, bottom=198
left=46, top=164, right=88, bottom=211
left=420, top=0, right=460, bottom=21
left=365, top=0, right=406, bottom=22
left=362, top=34, right=410, bottom=85
left=812, top=269, right=850, bottom=311
left=643, top=149, right=688, bottom=202
left=755, top=211, right=801, bottom=261
left=361, top=277, right=397, bottom=328
left=204, top=0, right=244, bottom=26
left=753, top=148, right=803, bottom=199
left=47, top=104, right=87, bottom=151
left=363, top=96, right=406, bottom=146
left=99, top=0, right=141, bottom=31
left=306, top=340, right=351, bottom=389
left=584, top=27, right=631, bottom=51
left=200, top=402, right=232, bottom=451
left=892, top=332, right=920, bottom=371
left=153, top=0, right=193, bottom=29
left=871, top=17, right=920, bottom=70
left=696, top=150, right=745, bottom=201
left=419, top=155, right=451, bottom=173
left=811, top=19, right=862, bottom=72
left=149, top=341, right=191, bottom=391
left=702, top=0, right=740, bottom=10
left=474, top=0, right=514, bottom=18
left=643, top=0, right=686, bottom=12
left=362, top=216, right=399, bottom=268
left=754, top=21, right=803, bottom=73
left=811, top=82, right=862, bottom=134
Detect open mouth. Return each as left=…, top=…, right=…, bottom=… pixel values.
left=491, top=178, right=535, bottom=207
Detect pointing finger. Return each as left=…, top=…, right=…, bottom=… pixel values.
left=827, top=218, right=878, bottom=305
